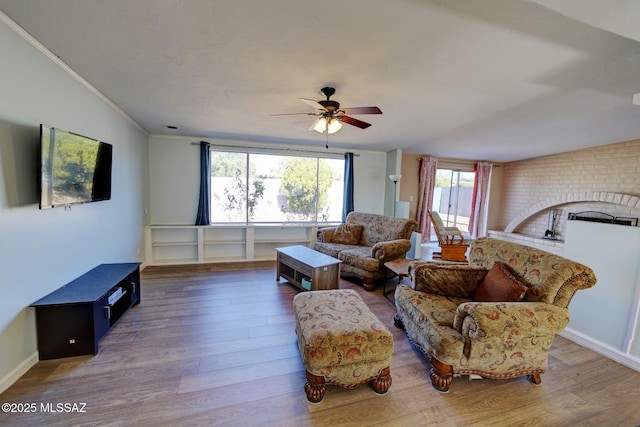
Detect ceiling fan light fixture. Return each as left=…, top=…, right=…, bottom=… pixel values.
left=327, top=118, right=342, bottom=134
left=292, top=87, right=381, bottom=135
left=312, top=117, right=328, bottom=133
left=311, top=117, right=342, bottom=134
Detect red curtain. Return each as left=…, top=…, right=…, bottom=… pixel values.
left=469, top=162, right=492, bottom=238
left=416, top=156, right=438, bottom=242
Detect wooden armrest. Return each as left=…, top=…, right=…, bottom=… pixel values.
left=441, top=232, right=465, bottom=245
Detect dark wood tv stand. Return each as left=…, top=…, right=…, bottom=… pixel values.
left=30, top=263, right=141, bottom=360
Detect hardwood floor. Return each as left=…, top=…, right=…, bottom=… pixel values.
left=2, top=262, right=640, bottom=426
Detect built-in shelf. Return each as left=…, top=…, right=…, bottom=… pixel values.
left=145, top=224, right=327, bottom=265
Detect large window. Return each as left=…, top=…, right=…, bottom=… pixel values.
left=210, top=151, right=344, bottom=223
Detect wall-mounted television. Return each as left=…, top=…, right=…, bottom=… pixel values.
left=39, top=124, right=112, bottom=209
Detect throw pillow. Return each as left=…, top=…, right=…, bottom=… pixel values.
left=331, top=224, right=364, bottom=245
left=473, top=262, right=528, bottom=302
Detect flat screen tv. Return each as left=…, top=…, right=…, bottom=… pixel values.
left=39, top=124, right=112, bottom=209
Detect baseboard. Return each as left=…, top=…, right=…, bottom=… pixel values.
left=560, top=328, right=640, bottom=372
left=0, top=351, right=39, bottom=394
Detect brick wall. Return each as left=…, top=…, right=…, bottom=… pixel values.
left=498, top=138, right=640, bottom=240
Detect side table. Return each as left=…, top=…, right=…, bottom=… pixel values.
left=383, top=258, right=417, bottom=300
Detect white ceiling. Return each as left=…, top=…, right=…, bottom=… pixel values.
left=1, top=0, right=639, bottom=162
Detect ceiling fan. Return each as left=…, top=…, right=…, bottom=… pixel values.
left=273, top=87, right=382, bottom=135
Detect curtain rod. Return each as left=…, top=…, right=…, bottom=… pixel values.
left=190, top=141, right=359, bottom=156
left=416, top=157, right=496, bottom=168
left=416, top=156, right=477, bottom=164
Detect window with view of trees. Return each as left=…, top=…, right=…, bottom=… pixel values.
left=210, top=151, right=344, bottom=223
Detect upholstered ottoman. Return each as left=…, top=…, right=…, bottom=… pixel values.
left=293, top=289, right=394, bottom=402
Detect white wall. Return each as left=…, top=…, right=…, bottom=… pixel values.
left=148, top=136, right=199, bottom=224
left=563, top=221, right=640, bottom=367
left=354, top=150, right=387, bottom=215
left=148, top=135, right=387, bottom=225
left=0, top=15, right=148, bottom=391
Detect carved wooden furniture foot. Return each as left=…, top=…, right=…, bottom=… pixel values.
left=363, top=277, right=376, bottom=291
left=371, top=367, right=392, bottom=394
left=529, top=373, right=542, bottom=385
left=304, top=370, right=326, bottom=403
left=393, top=314, right=405, bottom=329
left=429, top=357, right=454, bottom=392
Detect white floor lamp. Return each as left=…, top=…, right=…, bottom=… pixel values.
left=389, top=174, right=402, bottom=216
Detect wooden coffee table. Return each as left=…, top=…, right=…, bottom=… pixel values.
left=276, top=245, right=341, bottom=291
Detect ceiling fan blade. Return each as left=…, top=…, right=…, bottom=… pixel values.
left=341, top=106, right=382, bottom=115
left=341, top=115, right=372, bottom=129
left=300, top=98, right=326, bottom=110
left=270, top=112, right=318, bottom=116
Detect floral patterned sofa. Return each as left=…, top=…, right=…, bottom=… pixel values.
left=314, top=212, right=417, bottom=291
left=394, top=237, right=597, bottom=392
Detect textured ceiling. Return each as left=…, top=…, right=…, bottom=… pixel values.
left=1, top=0, right=639, bottom=161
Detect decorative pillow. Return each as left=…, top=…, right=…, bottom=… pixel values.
left=331, top=224, right=364, bottom=245
left=473, top=261, right=528, bottom=302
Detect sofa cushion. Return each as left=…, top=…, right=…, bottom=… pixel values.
left=313, top=242, right=359, bottom=258
left=473, top=262, right=528, bottom=302
left=394, top=285, right=467, bottom=363
left=331, top=224, right=364, bottom=245
left=412, top=263, right=488, bottom=299
left=338, top=247, right=379, bottom=272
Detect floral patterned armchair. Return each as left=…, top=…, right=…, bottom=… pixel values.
left=314, top=211, right=417, bottom=290
left=394, top=237, right=597, bottom=392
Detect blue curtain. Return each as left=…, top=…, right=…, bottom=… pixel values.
left=342, top=152, right=354, bottom=222
left=195, top=141, right=211, bottom=225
